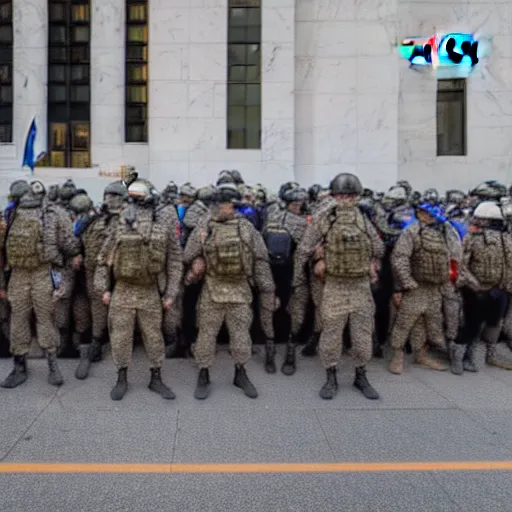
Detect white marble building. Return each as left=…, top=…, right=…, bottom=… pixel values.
left=0, top=0, right=511, bottom=203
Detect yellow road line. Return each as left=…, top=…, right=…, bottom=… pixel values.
left=1, top=461, right=512, bottom=474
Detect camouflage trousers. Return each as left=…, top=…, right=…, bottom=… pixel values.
left=8, top=266, right=58, bottom=356
left=443, top=284, right=461, bottom=342
left=390, top=286, right=445, bottom=350
left=319, top=277, right=374, bottom=368
left=195, top=287, right=252, bottom=369
left=502, top=294, right=512, bottom=341
left=54, top=265, right=74, bottom=332
left=86, top=268, right=107, bottom=341
left=108, top=282, right=165, bottom=369
left=73, top=271, right=91, bottom=336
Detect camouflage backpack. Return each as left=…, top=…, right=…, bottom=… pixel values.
left=411, top=226, right=450, bottom=285
left=6, top=207, right=44, bottom=270
left=323, top=207, right=371, bottom=278
left=203, top=219, right=247, bottom=278
left=469, top=230, right=504, bottom=288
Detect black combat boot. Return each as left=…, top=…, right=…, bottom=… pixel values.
left=265, top=340, right=276, bottom=374
left=301, top=332, right=320, bottom=357
left=353, top=366, right=379, bottom=400
left=47, top=352, right=64, bottom=386
left=281, top=340, right=296, bottom=376
left=89, top=338, right=102, bottom=363
left=110, top=368, right=128, bottom=401
left=75, top=345, right=92, bottom=380
left=194, top=368, right=211, bottom=400
left=319, top=367, right=338, bottom=399
left=233, top=364, right=258, bottom=398
left=463, top=343, right=478, bottom=372
left=1, top=355, right=28, bottom=388
left=148, top=368, right=176, bottom=400
left=449, top=343, right=465, bottom=375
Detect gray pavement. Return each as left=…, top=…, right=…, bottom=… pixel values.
left=1, top=343, right=512, bottom=511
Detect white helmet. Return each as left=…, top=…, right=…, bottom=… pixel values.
left=473, top=201, right=503, bottom=220
left=385, top=186, right=407, bottom=202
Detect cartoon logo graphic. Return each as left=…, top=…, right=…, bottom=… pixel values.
left=399, top=33, right=488, bottom=78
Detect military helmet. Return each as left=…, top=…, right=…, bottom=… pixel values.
left=423, top=188, right=439, bottom=204
left=9, top=180, right=30, bottom=200
left=59, top=179, right=77, bottom=201
left=47, top=184, right=59, bottom=202
left=471, top=180, right=507, bottom=200
left=30, top=180, right=46, bottom=196
left=396, top=180, right=412, bottom=197
left=446, top=189, right=466, bottom=204
left=385, top=185, right=407, bottom=203
left=329, top=173, right=363, bottom=196
left=473, top=201, right=503, bottom=220
left=216, top=170, right=235, bottom=185
left=283, top=186, right=308, bottom=203
left=180, top=182, right=197, bottom=198
left=278, top=182, right=300, bottom=201
left=308, top=184, right=322, bottom=202
left=197, top=185, right=216, bottom=203
left=69, top=193, right=93, bottom=214
left=230, top=169, right=244, bottom=185
left=104, top=181, right=128, bottom=197
left=127, top=179, right=152, bottom=200
left=215, top=182, right=241, bottom=203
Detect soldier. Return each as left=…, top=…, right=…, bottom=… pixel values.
left=453, top=202, right=512, bottom=372
left=262, top=185, right=308, bottom=374
left=293, top=173, right=383, bottom=400
left=95, top=180, right=182, bottom=400
left=1, top=181, right=80, bottom=388
left=183, top=183, right=275, bottom=400
left=388, top=203, right=455, bottom=375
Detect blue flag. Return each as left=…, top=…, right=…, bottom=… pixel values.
left=22, top=117, right=46, bottom=173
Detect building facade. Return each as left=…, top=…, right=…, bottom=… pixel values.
left=0, top=0, right=511, bottom=202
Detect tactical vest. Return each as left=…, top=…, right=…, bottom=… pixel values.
left=411, top=226, right=450, bottom=285
left=203, top=219, right=251, bottom=279
left=323, top=207, right=371, bottom=278
left=112, top=210, right=167, bottom=285
left=469, top=230, right=504, bottom=288
left=6, top=208, right=44, bottom=270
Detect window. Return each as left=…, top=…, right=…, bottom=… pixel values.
left=436, top=79, right=466, bottom=156
left=48, top=0, right=90, bottom=167
left=227, top=1, right=261, bottom=149
left=0, top=0, right=12, bottom=143
left=125, top=0, right=148, bottom=143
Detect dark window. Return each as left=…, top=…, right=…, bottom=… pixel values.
left=437, top=79, right=466, bottom=156
left=0, top=0, right=12, bottom=143
left=125, top=0, right=148, bottom=143
left=48, top=0, right=91, bottom=167
left=227, top=1, right=261, bottom=149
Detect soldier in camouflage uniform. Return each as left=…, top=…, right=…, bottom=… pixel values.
left=294, top=173, right=383, bottom=400
left=262, top=185, right=308, bottom=374
left=183, top=183, right=276, bottom=400
left=73, top=183, right=127, bottom=379
left=454, top=201, right=512, bottom=373
left=1, top=181, right=81, bottom=388
left=388, top=203, right=456, bottom=374
left=95, top=180, right=182, bottom=401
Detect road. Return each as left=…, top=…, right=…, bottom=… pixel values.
left=1, top=343, right=512, bottom=512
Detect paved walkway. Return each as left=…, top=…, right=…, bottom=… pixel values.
left=1, top=344, right=512, bottom=511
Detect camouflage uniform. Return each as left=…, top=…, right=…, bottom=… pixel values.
left=294, top=200, right=383, bottom=399
left=389, top=221, right=457, bottom=374
left=1, top=192, right=79, bottom=388
left=96, top=196, right=182, bottom=400
left=456, top=225, right=512, bottom=372
left=184, top=208, right=275, bottom=400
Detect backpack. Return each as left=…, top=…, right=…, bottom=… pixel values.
left=6, top=208, right=44, bottom=270
left=469, top=230, right=504, bottom=288
left=264, top=213, right=293, bottom=266
left=323, top=207, right=371, bottom=278
left=203, top=219, right=246, bottom=278
left=411, top=226, right=450, bottom=285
